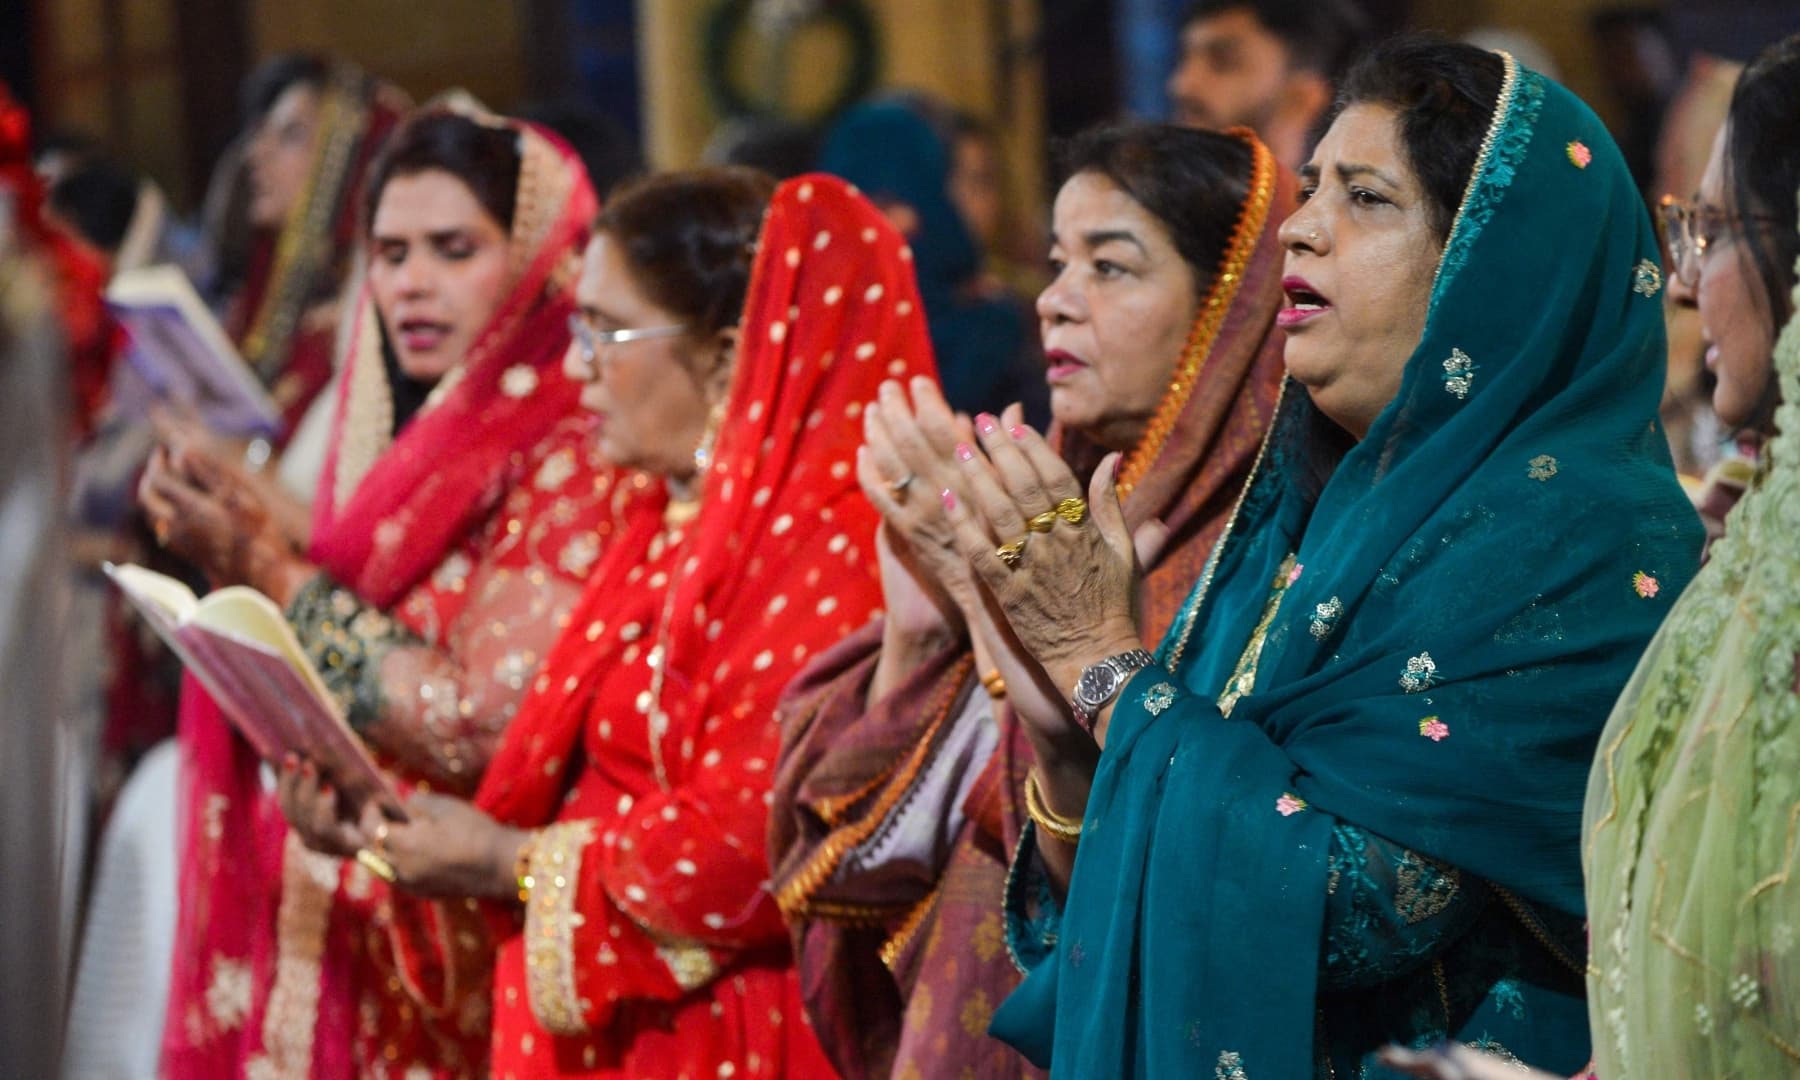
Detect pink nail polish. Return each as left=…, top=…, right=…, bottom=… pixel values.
left=1008, top=424, right=1028, bottom=440
left=940, top=488, right=957, bottom=510
left=956, top=442, right=975, bottom=462
left=976, top=413, right=999, bottom=436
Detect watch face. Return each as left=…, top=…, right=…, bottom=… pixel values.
left=1077, top=662, right=1119, bottom=706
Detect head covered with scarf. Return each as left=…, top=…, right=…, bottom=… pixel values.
left=992, top=53, right=1703, bottom=1076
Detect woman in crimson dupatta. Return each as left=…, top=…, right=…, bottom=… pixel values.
left=144, top=111, right=641, bottom=1078
left=359, top=171, right=935, bottom=1077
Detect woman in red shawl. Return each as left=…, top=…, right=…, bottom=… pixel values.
left=333, top=170, right=934, bottom=1076
left=140, top=110, right=638, bottom=1078
left=767, top=124, right=1292, bottom=1079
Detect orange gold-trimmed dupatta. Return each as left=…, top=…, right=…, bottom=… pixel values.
left=464, top=173, right=934, bottom=1077
left=163, top=115, right=634, bottom=1080
left=768, top=129, right=1292, bottom=1079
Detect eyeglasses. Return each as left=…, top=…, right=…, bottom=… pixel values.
left=1658, top=194, right=1785, bottom=288
left=567, top=312, right=687, bottom=379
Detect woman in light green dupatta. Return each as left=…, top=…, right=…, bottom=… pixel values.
left=918, top=36, right=1704, bottom=1078
left=1583, top=35, right=1800, bottom=1079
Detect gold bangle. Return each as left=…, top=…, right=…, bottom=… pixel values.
left=513, top=833, right=539, bottom=906
left=1023, top=769, right=1083, bottom=844
left=979, top=669, right=1007, bottom=699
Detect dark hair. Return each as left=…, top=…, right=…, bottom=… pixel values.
left=1179, top=0, right=1369, bottom=79
left=1054, top=123, right=1254, bottom=292
left=594, top=167, right=777, bottom=338
left=241, top=53, right=330, bottom=126
left=514, top=99, right=644, bottom=198
left=1331, top=35, right=1505, bottom=243
left=1723, top=33, right=1800, bottom=344
left=361, top=111, right=522, bottom=234
left=47, top=157, right=140, bottom=253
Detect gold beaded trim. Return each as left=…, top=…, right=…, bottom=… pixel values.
left=523, top=819, right=597, bottom=1035
left=774, top=656, right=975, bottom=919
left=877, top=886, right=943, bottom=970
left=1115, top=128, right=1277, bottom=497
left=1430, top=51, right=1520, bottom=297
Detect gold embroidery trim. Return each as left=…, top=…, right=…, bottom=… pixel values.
left=878, top=887, right=944, bottom=971
left=775, top=656, right=975, bottom=919
left=1430, top=51, right=1520, bottom=297
left=1117, top=128, right=1277, bottom=497
left=524, top=819, right=598, bottom=1035
left=256, top=834, right=343, bottom=1078
left=1216, top=553, right=1298, bottom=717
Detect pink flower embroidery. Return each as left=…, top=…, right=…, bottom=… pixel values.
left=1419, top=716, right=1450, bottom=742
left=1287, top=562, right=1304, bottom=585
left=1633, top=571, right=1660, bottom=599
left=1567, top=141, right=1592, bottom=169
left=1275, top=793, right=1307, bottom=817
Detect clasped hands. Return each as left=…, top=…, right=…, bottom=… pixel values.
left=858, top=377, right=1163, bottom=751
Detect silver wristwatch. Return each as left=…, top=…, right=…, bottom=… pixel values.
left=1071, top=648, right=1157, bottom=734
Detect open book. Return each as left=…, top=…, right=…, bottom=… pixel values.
left=106, top=264, right=282, bottom=439
left=106, top=563, right=406, bottom=819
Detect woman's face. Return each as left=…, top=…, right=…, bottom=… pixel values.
left=950, top=132, right=1004, bottom=249
left=1680, top=125, right=1778, bottom=431
left=1278, top=103, right=1443, bottom=439
left=564, top=233, right=725, bottom=481
left=246, top=82, right=323, bottom=229
left=368, top=169, right=512, bottom=381
left=1037, top=171, right=1200, bottom=451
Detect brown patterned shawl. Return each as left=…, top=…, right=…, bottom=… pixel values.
left=769, top=131, right=1294, bottom=1079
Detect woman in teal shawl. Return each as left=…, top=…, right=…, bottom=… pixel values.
left=920, top=37, right=1703, bottom=1077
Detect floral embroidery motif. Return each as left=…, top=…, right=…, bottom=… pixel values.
left=501, top=363, right=541, bottom=398
left=1287, top=562, right=1304, bottom=585
left=1400, top=652, right=1438, bottom=693
left=1142, top=681, right=1177, bottom=716
left=205, top=955, right=253, bottom=1031
left=1216, top=1050, right=1249, bottom=1079
left=1527, top=454, right=1559, bottom=481
left=1275, top=793, right=1307, bottom=817
left=1695, top=1002, right=1715, bottom=1036
left=1729, top=972, right=1762, bottom=1010
left=1310, top=596, right=1342, bottom=641
left=1395, top=850, right=1462, bottom=923
left=1442, top=348, right=1477, bottom=399
left=1566, top=140, right=1592, bottom=168
left=534, top=447, right=578, bottom=491
left=1419, top=716, right=1450, bottom=741
left=1632, top=571, right=1660, bottom=598
left=655, top=941, right=720, bottom=992
left=559, top=533, right=602, bottom=576
left=1632, top=259, right=1663, bottom=298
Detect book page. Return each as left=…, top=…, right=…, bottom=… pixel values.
left=104, top=562, right=199, bottom=622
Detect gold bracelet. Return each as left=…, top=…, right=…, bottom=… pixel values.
left=513, top=832, right=539, bottom=906
left=979, top=669, right=1007, bottom=699
left=1023, top=769, right=1083, bottom=844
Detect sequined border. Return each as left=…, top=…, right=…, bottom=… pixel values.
left=524, top=819, right=598, bottom=1035
left=1430, top=51, right=1521, bottom=305
left=254, top=835, right=344, bottom=1078
left=1117, top=128, right=1277, bottom=496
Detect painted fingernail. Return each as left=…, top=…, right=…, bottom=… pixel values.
left=941, top=488, right=957, bottom=510
left=977, top=413, right=999, bottom=436
left=1008, top=424, right=1028, bottom=440
left=956, top=442, right=975, bottom=462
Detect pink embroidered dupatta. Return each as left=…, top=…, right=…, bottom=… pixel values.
left=163, top=116, right=602, bottom=1079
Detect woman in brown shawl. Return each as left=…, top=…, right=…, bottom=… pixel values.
left=769, top=123, right=1292, bottom=1078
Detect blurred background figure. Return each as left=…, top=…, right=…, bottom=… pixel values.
left=1164, top=0, right=1370, bottom=166
left=821, top=95, right=1048, bottom=426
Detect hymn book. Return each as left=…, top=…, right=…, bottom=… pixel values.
left=105, top=562, right=406, bottom=819
left=105, top=264, right=283, bottom=439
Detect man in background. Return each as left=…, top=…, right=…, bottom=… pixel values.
left=1166, top=0, right=1368, bottom=167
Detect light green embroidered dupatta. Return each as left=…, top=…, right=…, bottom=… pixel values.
left=1584, top=212, right=1800, bottom=1076
left=991, top=57, right=1703, bottom=1077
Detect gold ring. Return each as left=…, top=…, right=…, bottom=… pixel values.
left=1027, top=511, right=1057, bottom=533
left=1055, top=497, right=1089, bottom=525
left=994, top=536, right=1028, bottom=568
left=888, top=474, right=915, bottom=499
left=355, top=848, right=397, bottom=883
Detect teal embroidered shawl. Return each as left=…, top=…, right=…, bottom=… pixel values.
left=990, top=56, right=1703, bottom=1077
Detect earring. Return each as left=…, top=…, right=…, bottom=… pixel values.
left=693, top=399, right=726, bottom=475
left=1309, top=229, right=1321, bottom=244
